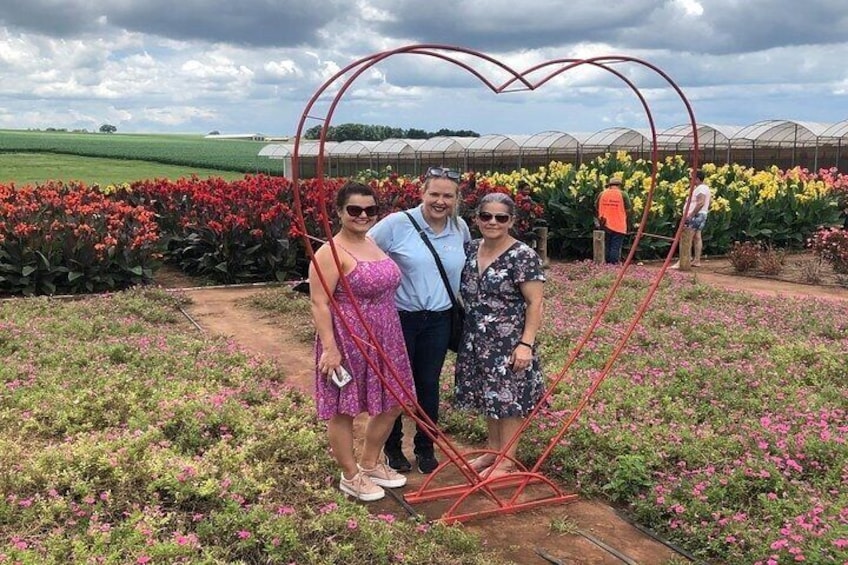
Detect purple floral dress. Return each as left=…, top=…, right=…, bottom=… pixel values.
left=454, top=240, right=545, bottom=419
left=315, top=257, right=416, bottom=420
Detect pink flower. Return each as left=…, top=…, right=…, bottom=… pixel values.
left=770, top=539, right=788, bottom=550
left=376, top=513, right=396, bottom=523
left=347, top=519, right=358, bottom=530
left=137, top=556, right=152, bottom=564
left=237, top=530, right=251, bottom=539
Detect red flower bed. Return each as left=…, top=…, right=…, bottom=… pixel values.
left=0, top=182, right=160, bottom=295
left=2, top=173, right=546, bottom=293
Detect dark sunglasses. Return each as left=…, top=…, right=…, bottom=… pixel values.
left=425, top=166, right=462, bottom=181
left=477, top=211, right=512, bottom=224
left=345, top=205, right=379, bottom=217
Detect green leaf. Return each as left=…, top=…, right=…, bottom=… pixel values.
left=21, top=265, right=36, bottom=277
left=68, top=271, right=85, bottom=282
left=36, top=251, right=50, bottom=269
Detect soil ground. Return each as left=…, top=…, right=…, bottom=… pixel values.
left=156, top=258, right=847, bottom=565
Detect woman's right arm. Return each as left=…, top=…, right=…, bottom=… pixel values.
left=309, top=246, right=344, bottom=375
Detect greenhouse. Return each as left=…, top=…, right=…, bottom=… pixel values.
left=259, top=119, right=848, bottom=178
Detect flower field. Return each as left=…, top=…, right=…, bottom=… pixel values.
left=3, top=152, right=846, bottom=296
left=0, top=289, right=488, bottom=564
left=443, top=262, right=848, bottom=563
left=1, top=258, right=846, bottom=562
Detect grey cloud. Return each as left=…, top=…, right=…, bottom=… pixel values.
left=0, top=0, right=352, bottom=47
left=367, top=0, right=848, bottom=56
left=368, top=0, right=662, bottom=53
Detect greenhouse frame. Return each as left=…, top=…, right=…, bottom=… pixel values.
left=258, top=119, right=848, bottom=178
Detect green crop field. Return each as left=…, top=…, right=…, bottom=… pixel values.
left=0, top=129, right=287, bottom=177
left=0, top=153, right=251, bottom=186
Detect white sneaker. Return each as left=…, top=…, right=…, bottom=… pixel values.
left=358, top=462, right=407, bottom=488
left=339, top=472, right=385, bottom=501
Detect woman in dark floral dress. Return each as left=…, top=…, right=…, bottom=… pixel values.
left=454, top=192, right=545, bottom=477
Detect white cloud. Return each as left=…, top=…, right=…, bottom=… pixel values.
left=0, top=0, right=845, bottom=136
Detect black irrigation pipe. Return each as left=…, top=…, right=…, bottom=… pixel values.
left=178, top=305, right=205, bottom=333
left=577, top=530, right=639, bottom=565
left=383, top=487, right=419, bottom=519
left=613, top=508, right=702, bottom=563
left=534, top=547, right=566, bottom=564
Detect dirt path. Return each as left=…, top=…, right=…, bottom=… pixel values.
left=641, top=256, right=848, bottom=302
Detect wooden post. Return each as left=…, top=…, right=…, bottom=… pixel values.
left=535, top=226, right=550, bottom=268
left=593, top=230, right=605, bottom=264
left=679, top=229, right=694, bottom=271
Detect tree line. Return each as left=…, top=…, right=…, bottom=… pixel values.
left=303, top=123, right=479, bottom=142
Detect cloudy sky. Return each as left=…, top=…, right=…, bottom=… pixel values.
left=0, top=0, right=846, bottom=137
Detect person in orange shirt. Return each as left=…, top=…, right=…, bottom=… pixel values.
left=595, top=177, right=632, bottom=264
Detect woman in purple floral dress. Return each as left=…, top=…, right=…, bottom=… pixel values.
left=309, top=182, right=416, bottom=501
left=454, top=193, right=545, bottom=477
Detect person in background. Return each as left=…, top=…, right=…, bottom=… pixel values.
left=369, top=167, right=471, bottom=474
left=672, top=169, right=712, bottom=268
left=595, top=176, right=632, bottom=264
left=453, top=192, right=546, bottom=478
left=309, top=181, right=415, bottom=501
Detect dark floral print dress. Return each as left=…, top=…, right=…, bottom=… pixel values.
left=453, top=240, right=545, bottom=419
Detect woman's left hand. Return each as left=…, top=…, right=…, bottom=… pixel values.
left=510, top=344, right=533, bottom=372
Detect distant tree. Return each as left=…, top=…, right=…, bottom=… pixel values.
left=208, top=130, right=220, bottom=135
left=406, top=128, right=429, bottom=139
left=304, top=124, right=324, bottom=139
left=435, top=128, right=479, bottom=137
left=99, top=124, right=117, bottom=134
left=301, top=123, right=479, bottom=141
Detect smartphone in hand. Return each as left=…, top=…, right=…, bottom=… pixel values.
left=331, top=366, right=352, bottom=388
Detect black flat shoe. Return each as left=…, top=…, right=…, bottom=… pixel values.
left=384, top=449, right=412, bottom=473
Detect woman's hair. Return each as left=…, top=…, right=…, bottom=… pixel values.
left=477, top=192, right=516, bottom=216
left=335, top=181, right=376, bottom=209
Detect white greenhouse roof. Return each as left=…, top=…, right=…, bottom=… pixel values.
left=416, top=136, right=475, bottom=153
left=580, top=127, right=647, bottom=148
left=371, top=138, right=425, bottom=154
left=328, top=140, right=380, bottom=156
left=731, top=120, right=831, bottom=146
left=466, top=134, right=521, bottom=154
left=521, top=130, right=579, bottom=151
left=258, top=144, right=291, bottom=157
left=820, top=120, right=848, bottom=139
left=259, top=119, right=848, bottom=162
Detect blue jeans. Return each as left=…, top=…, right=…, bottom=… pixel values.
left=385, top=309, right=451, bottom=456
left=605, top=229, right=625, bottom=264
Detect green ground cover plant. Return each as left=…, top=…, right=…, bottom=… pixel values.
left=0, top=288, right=491, bottom=564
left=243, top=263, right=848, bottom=564
left=439, top=263, right=848, bottom=564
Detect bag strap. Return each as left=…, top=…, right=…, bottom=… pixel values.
left=404, top=212, right=460, bottom=309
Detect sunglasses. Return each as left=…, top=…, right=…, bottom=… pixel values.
left=425, top=167, right=462, bottom=181
left=345, top=205, right=379, bottom=217
left=477, top=211, right=512, bottom=224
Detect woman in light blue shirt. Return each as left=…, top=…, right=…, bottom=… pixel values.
left=368, top=167, right=471, bottom=474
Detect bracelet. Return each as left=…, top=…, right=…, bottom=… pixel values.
left=517, top=340, right=534, bottom=349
